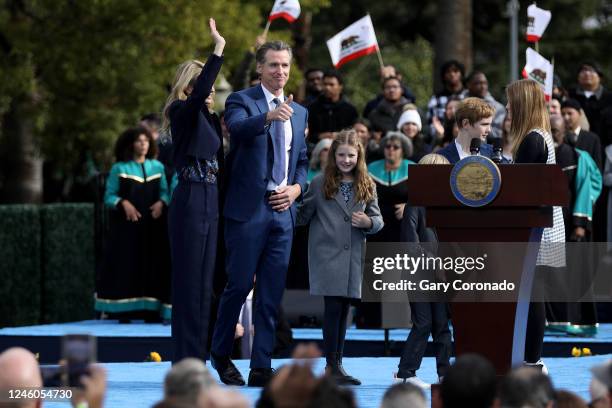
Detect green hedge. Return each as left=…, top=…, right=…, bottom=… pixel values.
left=0, top=205, right=42, bottom=327
left=0, top=204, right=94, bottom=327
left=41, top=204, right=94, bottom=323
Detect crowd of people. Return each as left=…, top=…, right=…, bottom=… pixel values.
left=1, top=344, right=612, bottom=408
left=87, top=15, right=612, bottom=405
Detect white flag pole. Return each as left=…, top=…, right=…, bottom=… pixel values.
left=365, top=13, right=384, bottom=70
left=375, top=46, right=385, bottom=70
left=262, top=20, right=271, bottom=38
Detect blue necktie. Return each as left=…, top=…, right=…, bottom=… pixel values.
left=271, top=98, right=286, bottom=185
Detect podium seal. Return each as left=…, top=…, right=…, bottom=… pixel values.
left=450, top=155, right=501, bottom=207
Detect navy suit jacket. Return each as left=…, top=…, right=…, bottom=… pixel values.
left=437, top=141, right=497, bottom=164
left=170, top=54, right=223, bottom=171
left=223, top=84, right=309, bottom=222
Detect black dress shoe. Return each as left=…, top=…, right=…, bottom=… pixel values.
left=211, top=354, right=245, bottom=386
left=247, top=368, right=275, bottom=387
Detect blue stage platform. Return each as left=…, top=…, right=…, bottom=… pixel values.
left=38, top=355, right=610, bottom=408
left=1, top=320, right=612, bottom=363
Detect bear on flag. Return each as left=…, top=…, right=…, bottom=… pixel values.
left=326, top=15, right=379, bottom=68
left=522, top=47, right=553, bottom=101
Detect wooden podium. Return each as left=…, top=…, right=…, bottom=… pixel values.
left=406, top=164, right=568, bottom=374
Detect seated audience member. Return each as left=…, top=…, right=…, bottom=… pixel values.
left=436, top=97, right=497, bottom=163
left=440, top=354, right=497, bottom=408
left=354, top=118, right=382, bottom=163
left=308, top=139, right=332, bottom=183
left=397, top=106, right=432, bottom=163
left=591, top=360, right=612, bottom=407
left=427, top=60, right=466, bottom=139
left=363, top=65, right=416, bottom=118
left=380, top=383, right=426, bottom=408
left=307, top=70, right=358, bottom=144
left=368, top=77, right=413, bottom=134
left=562, top=98, right=603, bottom=169
left=0, top=348, right=43, bottom=408
left=589, top=364, right=611, bottom=408
left=155, top=358, right=247, bottom=408
left=555, top=390, right=588, bottom=408
left=0, top=347, right=107, bottom=408
left=497, top=366, right=556, bottom=408
left=256, top=343, right=355, bottom=408
left=461, top=71, right=506, bottom=139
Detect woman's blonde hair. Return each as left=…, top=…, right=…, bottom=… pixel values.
left=161, top=60, right=205, bottom=134
left=506, top=79, right=550, bottom=156
left=418, top=153, right=450, bottom=165
left=323, top=129, right=376, bottom=203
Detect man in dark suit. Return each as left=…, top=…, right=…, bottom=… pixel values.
left=210, top=41, right=309, bottom=387
left=436, top=97, right=497, bottom=164
left=562, top=98, right=603, bottom=170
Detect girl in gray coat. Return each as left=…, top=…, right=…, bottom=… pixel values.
left=298, top=129, right=383, bottom=385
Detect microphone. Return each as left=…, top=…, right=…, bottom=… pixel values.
left=491, top=139, right=503, bottom=163
left=469, top=138, right=481, bottom=156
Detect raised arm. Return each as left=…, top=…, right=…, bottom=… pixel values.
left=170, top=18, right=225, bottom=122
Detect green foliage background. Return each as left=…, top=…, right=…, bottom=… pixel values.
left=1, top=0, right=610, bottom=174
left=0, top=205, right=41, bottom=326
left=0, top=204, right=94, bottom=327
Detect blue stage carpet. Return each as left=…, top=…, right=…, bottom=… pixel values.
left=3, top=320, right=612, bottom=343
left=42, top=355, right=610, bottom=408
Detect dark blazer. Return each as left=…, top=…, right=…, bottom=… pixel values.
left=437, top=141, right=496, bottom=164
left=170, top=54, right=223, bottom=171
left=223, top=84, right=309, bottom=222
left=400, top=205, right=438, bottom=261
left=567, top=130, right=602, bottom=170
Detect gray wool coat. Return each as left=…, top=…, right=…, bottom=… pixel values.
left=297, top=175, right=383, bottom=299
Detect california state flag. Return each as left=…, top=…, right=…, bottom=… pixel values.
left=326, top=15, right=379, bottom=68
left=526, top=4, right=551, bottom=42
left=268, top=0, right=301, bottom=23
left=522, top=48, right=553, bottom=101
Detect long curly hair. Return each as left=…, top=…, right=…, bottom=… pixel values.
left=323, top=129, right=376, bottom=203
left=114, top=126, right=156, bottom=162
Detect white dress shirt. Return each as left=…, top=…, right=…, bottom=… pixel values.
left=261, top=84, right=293, bottom=191
left=454, top=140, right=470, bottom=160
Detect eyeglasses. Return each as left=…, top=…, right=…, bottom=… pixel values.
left=385, top=144, right=401, bottom=150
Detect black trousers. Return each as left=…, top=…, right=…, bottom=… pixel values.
left=169, top=182, right=218, bottom=363
left=323, top=296, right=351, bottom=356
left=525, top=265, right=559, bottom=363
left=397, top=302, right=452, bottom=378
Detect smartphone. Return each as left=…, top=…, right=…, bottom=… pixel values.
left=62, top=334, right=97, bottom=387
